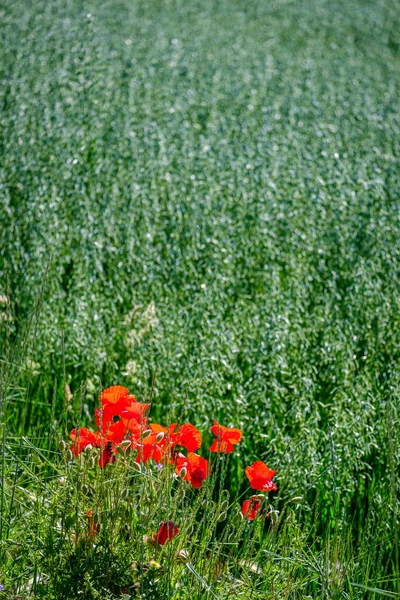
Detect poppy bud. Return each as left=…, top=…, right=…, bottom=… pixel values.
left=156, top=432, right=165, bottom=443
left=180, top=467, right=187, bottom=478
left=117, top=445, right=126, bottom=456
left=218, top=510, right=227, bottom=522
left=133, top=462, right=142, bottom=473
left=84, top=444, right=93, bottom=453
left=289, top=496, right=303, bottom=504
left=141, top=429, right=152, bottom=439
left=120, top=440, right=131, bottom=448
left=66, top=449, right=73, bottom=461
left=58, top=440, right=67, bottom=452
left=266, top=507, right=280, bottom=525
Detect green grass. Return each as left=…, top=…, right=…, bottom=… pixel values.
left=0, top=0, right=400, bottom=596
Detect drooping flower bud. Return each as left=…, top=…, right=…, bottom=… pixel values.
left=117, top=445, right=126, bottom=456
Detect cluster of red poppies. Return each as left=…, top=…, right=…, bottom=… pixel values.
left=70, top=386, right=277, bottom=536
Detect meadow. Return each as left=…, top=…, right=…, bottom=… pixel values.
left=0, top=0, right=399, bottom=597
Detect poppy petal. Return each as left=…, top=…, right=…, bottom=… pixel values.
left=101, top=386, right=130, bottom=405
left=176, top=424, right=202, bottom=452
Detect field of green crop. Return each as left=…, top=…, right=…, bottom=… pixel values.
left=1, top=0, right=400, bottom=597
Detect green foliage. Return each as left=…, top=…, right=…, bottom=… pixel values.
left=0, top=0, right=400, bottom=595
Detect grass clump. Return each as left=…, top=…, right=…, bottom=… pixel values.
left=0, top=385, right=397, bottom=598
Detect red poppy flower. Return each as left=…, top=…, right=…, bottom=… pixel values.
left=135, top=424, right=176, bottom=464
left=176, top=452, right=209, bottom=489
left=209, top=421, right=242, bottom=453
left=99, top=443, right=116, bottom=468
left=173, top=423, right=202, bottom=453
left=104, top=419, right=129, bottom=444
left=120, top=401, right=150, bottom=426
left=153, top=521, right=179, bottom=546
left=96, top=386, right=149, bottom=433
left=101, top=385, right=134, bottom=405
left=86, top=509, right=97, bottom=537
left=242, top=497, right=262, bottom=520
left=150, top=423, right=176, bottom=439
left=96, top=420, right=131, bottom=467
left=69, top=427, right=97, bottom=456
left=245, top=461, right=277, bottom=492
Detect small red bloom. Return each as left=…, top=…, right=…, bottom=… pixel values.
left=135, top=424, right=176, bottom=464
left=120, top=401, right=151, bottom=425
left=105, top=419, right=128, bottom=444
left=174, top=423, right=202, bottom=452
left=99, top=442, right=116, bottom=468
left=97, top=420, right=130, bottom=468
left=176, top=452, right=209, bottom=489
left=69, top=427, right=97, bottom=456
left=210, top=421, right=242, bottom=453
left=101, top=385, right=133, bottom=405
left=96, top=386, right=150, bottom=433
left=153, top=521, right=179, bottom=546
left=242, top=497, right=262, bottom=520
left=86, top=509, right=97, bottom=537
left=245, top=461, right=277, bottom=492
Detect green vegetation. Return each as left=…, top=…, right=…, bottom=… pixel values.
left=0, top=0, right=399, bottom=596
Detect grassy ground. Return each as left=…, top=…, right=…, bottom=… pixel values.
left=0, top=0, right=400, bottom=597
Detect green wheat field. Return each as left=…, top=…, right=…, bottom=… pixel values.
left=0, top=0, right=399, bottom=597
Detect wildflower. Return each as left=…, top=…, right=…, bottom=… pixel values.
left=99, top=442, right=116, bottom=468
left=242, top=496, right=262, bottom=520
left=135, top=423, right=173, bottom=462
left=210, top=421, right=242, bottom=453
left=104, top=419, right=129, bottom=443
left=86, top=510, right=97, bottom=537
left=135, top=423, right=176, bottom=463
left=101, top=385, right=134, bottom=405
left=174, top=423, right=202, bottom=452
left=245, top=461, right=277, bottom=492
left=119, top=400, right=151, bottom=427
left=96, top=385, right=150, bottom=433
left=153, top=521, right=179, bottom=546
left=176, top=452, right=209, bottom=488
left=69, top=428, right=97, bottom=456
left=97, top=420, right=131, bottom=467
